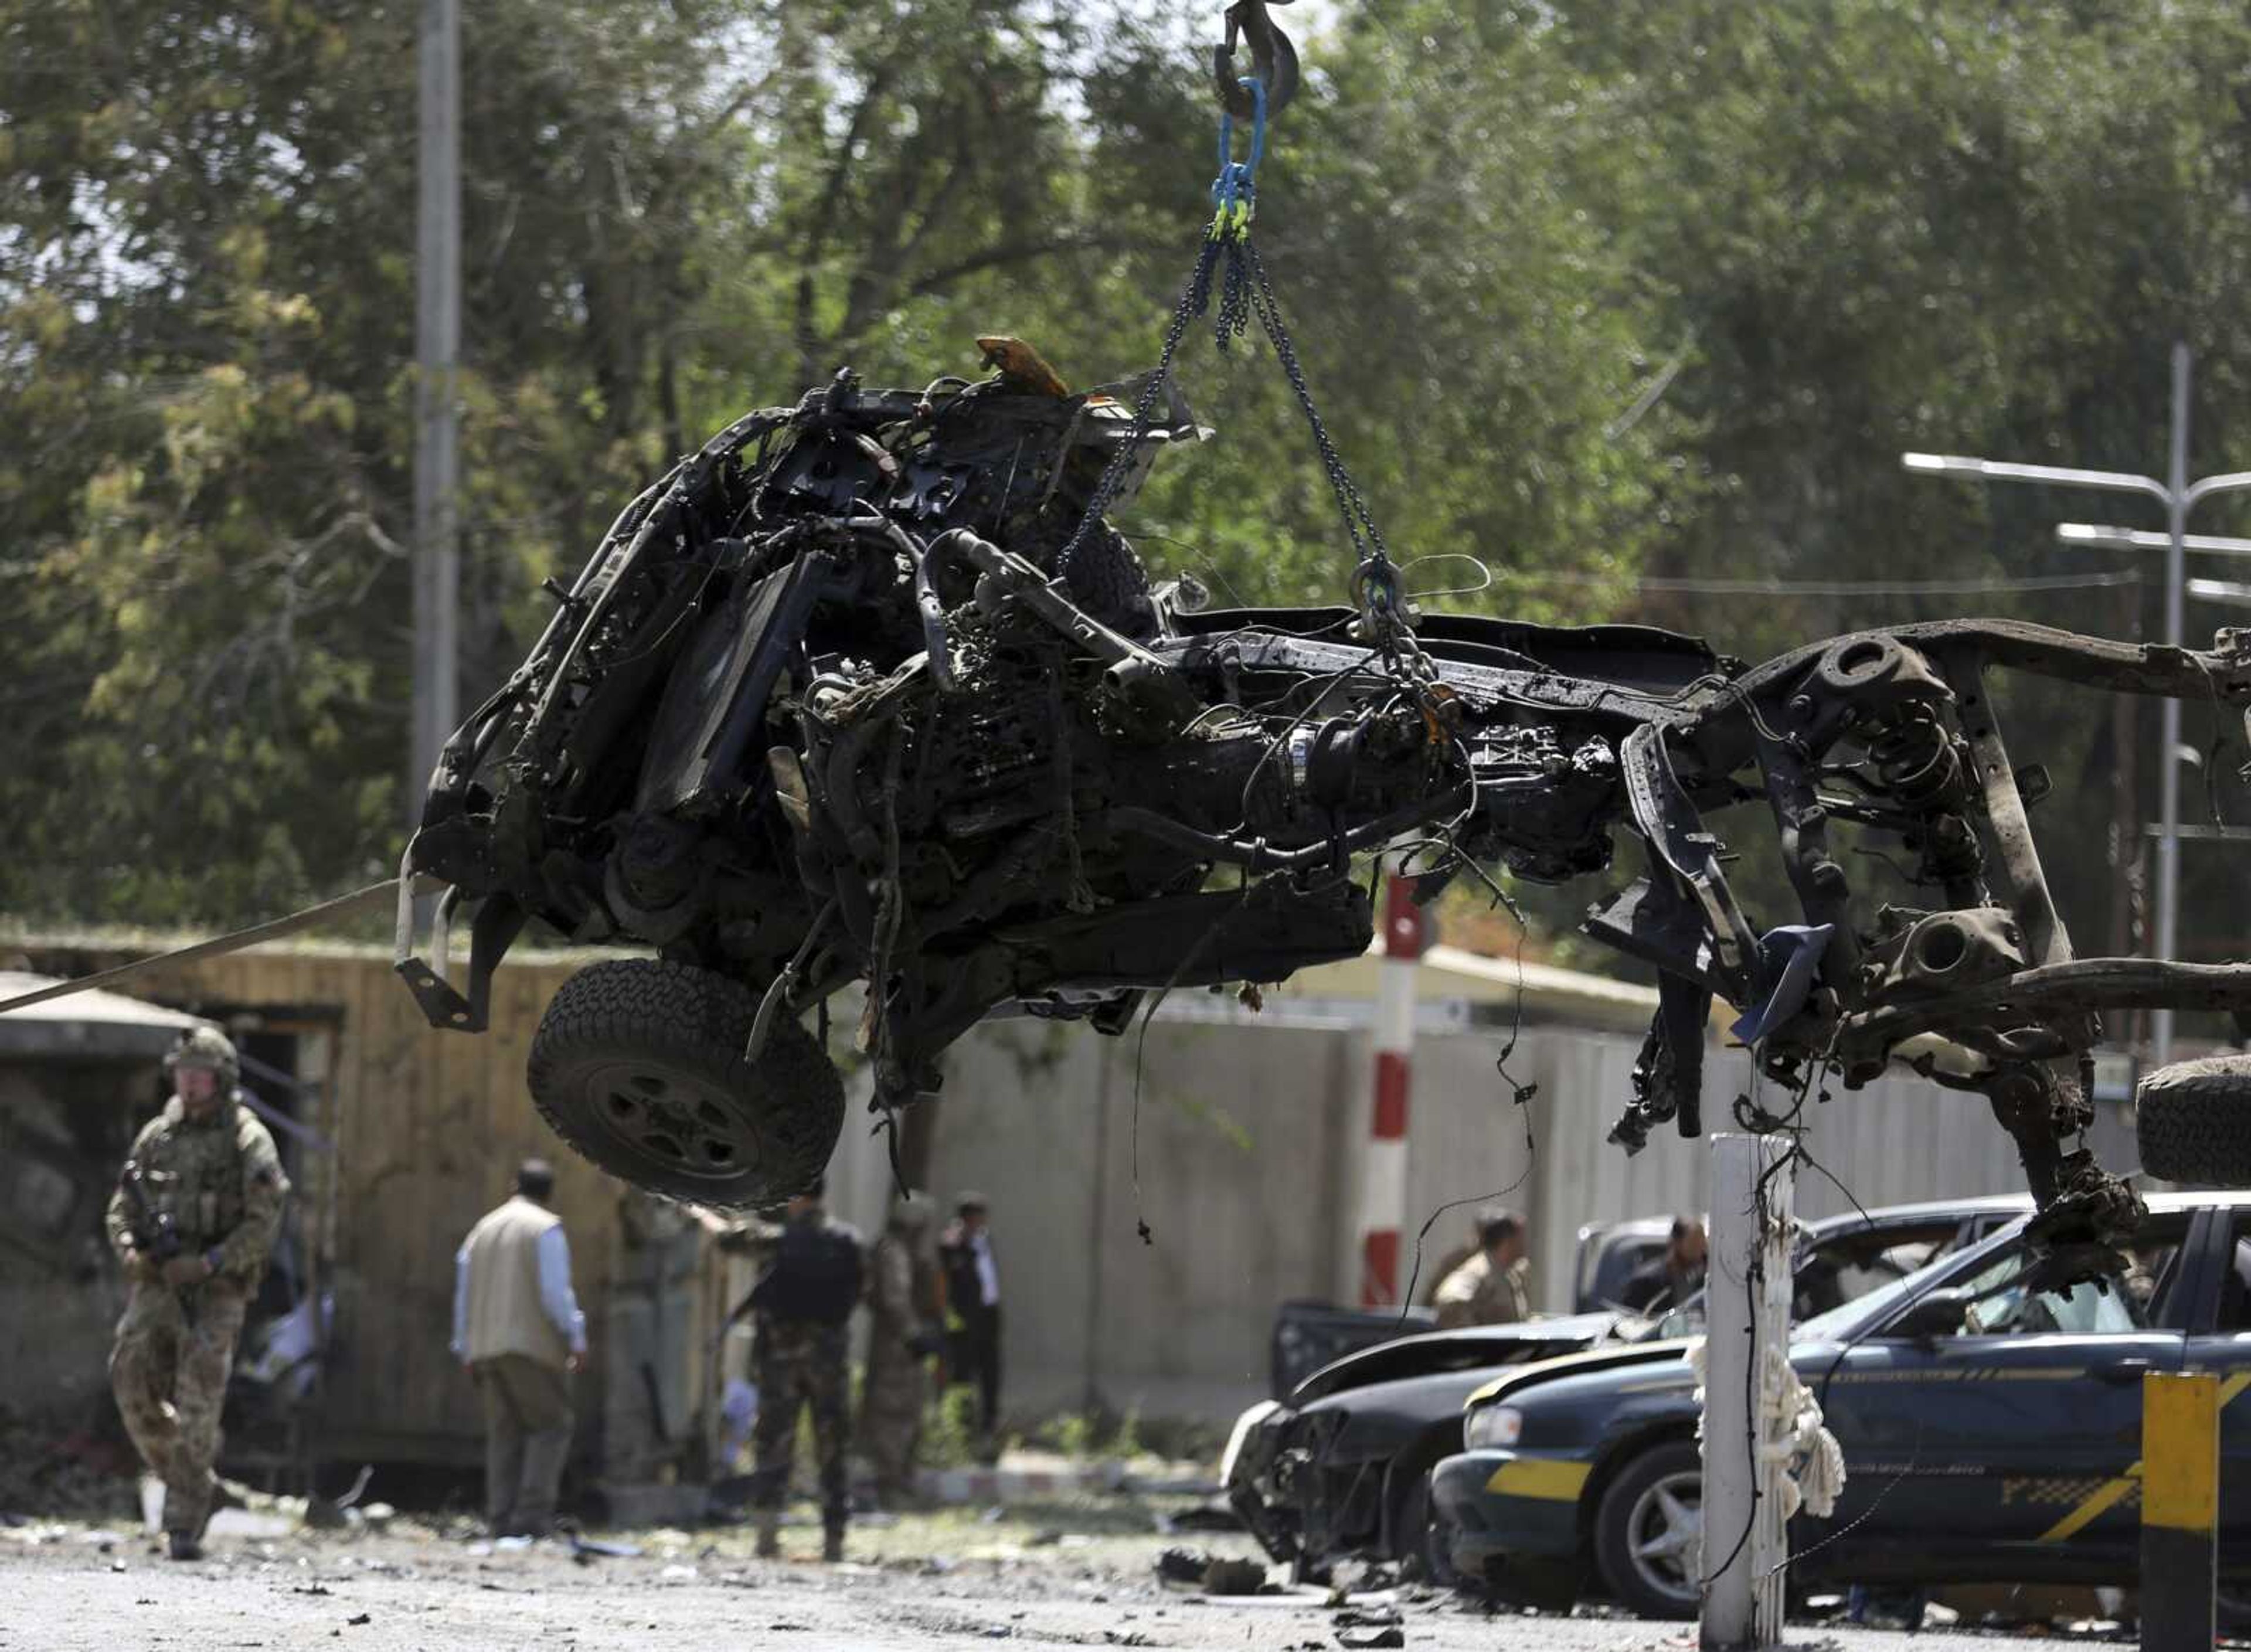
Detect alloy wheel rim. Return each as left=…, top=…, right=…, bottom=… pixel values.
left=1624, top=1467, right=1702, bottom=1605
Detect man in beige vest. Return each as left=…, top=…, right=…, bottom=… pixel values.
left=1431, top=1209, right=1533, bottom=1330
left=452, top=1159, right=586, bottom=1537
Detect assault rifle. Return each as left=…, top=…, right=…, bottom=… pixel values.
left=117, top=1158, right=184, bottom=1264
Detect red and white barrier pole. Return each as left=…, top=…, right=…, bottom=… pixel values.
left=1358, top=873, right=1424, bottom=1307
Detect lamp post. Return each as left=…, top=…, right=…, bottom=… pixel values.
left=1902, top=344, right=2251, bottom=1068
left=2056, top=524, right=2251, bottom=558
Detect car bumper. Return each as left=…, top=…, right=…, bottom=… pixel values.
left=1222, top=1402, right=1302, bottom=1562
left=1429, top=1449, right=1586, bottom=1576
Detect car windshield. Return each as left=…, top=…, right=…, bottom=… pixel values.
left=1641, top=1213, right=2002, bottom=1343
left=1792, top=1229, right=2001, bottom=1344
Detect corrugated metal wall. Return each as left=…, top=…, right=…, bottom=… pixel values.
left=13, top=935, right=2123, bottom=1435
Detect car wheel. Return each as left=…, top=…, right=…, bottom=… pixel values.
left=526, top=959, right=844, bottom=1208
left=2136, top=1056, right=2251, bottom=1184
left=2218, top=1586, right=2251, bottom=1633
left=1394, top=1469, right=1456, bottom=1588
left=1593, top=1438, right=1703, bottom=1620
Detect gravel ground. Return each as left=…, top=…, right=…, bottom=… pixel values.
left=0, top=1503, right=2143, bottom=1652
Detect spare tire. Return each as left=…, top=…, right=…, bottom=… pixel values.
left=526, top=958, right=844, bottom=1208
left=2136, top=1055, right=2251, bottom=1186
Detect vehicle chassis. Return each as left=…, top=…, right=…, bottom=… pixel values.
left=395, top=363, right=2251, bottom=1231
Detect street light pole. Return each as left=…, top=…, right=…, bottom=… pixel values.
left=1902, top=343, right=2251, bottom=1069
left=412, top=0, right=461, bottom=835
left=2158, top=343, right=2191, bottom=1072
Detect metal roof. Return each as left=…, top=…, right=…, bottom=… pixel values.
left=0, top=971, right=208, bottom=1060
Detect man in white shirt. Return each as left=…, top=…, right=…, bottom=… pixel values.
left=453, top=1159, right=586, bottom=1537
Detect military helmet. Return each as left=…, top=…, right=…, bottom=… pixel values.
left=165, top=1024, right=240, bottom=1088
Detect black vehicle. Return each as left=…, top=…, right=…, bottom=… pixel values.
left=1430, top=1190, right=2251, bottom=1617
left=1266, top=1219, right=1685, bottom=1402
left=1573, top=1218, right=1677, bottom=1315
left=1223, top=1195, right=2024, bottom=1578
left=384, top=339, right=2251, bottom=1224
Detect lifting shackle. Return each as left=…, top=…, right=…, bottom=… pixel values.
left=1213, top=0, right=1300, bottom=122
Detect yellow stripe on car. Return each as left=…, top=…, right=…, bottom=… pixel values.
left=2036, top=1370, right=2251, bottom=1544
left=1465, top=1341, right=1695, bottom=1409
left=1483, top=1458, right=1593, bottom=1501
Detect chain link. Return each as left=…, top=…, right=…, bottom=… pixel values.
left=1056, top=236, right=1226, bottom=579
left=1238, top=238, right=1388, bottom=568
left=1058, top=228, right=1412, bottom=681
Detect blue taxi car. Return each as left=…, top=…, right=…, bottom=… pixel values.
left=1429, top=1191, right=2251, bottom=1617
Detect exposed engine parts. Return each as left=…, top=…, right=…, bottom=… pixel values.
left=396, top=350, right=2251, bottom=1245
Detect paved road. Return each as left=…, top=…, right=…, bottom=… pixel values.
left=0, top=1516, right=2131, bottom=1652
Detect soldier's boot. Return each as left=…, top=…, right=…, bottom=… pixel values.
left=754, top=1509, right=781, bottom=1560
left=822, top=1524, right=845, bottom=1564
left=166, top=1531, right=203, bottom=1562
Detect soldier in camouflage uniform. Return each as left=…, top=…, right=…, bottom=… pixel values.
left=105, top=1026, right=288, bottom=1561
left=740, top=1174, right=862, bottom=1562
left=857, top=1195, right=941, bottom=1508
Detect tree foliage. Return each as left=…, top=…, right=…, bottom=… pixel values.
left=6, top=0, right=2251, bottom=968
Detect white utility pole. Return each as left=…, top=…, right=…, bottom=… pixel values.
left=1903, top=344, right=2251, bottom=1068
left=1701, top=1133, right=1794, bottom=1652
left=410, top=0, right=461, bottom=829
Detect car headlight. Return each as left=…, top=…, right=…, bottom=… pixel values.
left=1464, top=1404, right=1524, bottom=1452
left=1221, top=1399, right=1282, bottom=1486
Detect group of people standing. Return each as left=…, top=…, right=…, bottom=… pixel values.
left=451, top=1168, right=1008, bottom=1561
left=103, top=1024, right=1004, bottom=1563
left=1419, top=1206, right=1709, bottom=1327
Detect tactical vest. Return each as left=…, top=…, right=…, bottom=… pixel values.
left=753, top=1219, right=862, bottom=1325
left=149, top=1101, right=253, bottom=1248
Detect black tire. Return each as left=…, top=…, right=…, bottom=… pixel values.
left=2218, top=1586, right=2251, bottom=1633
left=1393, top=1468, right=1456, bottom=1588
left=1593, top=1438, right=1703, bottom=1620
left=2136, top=1056, right=2251, bottom=1185
left=526, top=959, right=844, bottom=1208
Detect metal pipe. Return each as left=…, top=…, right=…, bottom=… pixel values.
left=2154, top=342, right=2190, bottom=1068
left=1356, top=874, right=1422, bottom=1308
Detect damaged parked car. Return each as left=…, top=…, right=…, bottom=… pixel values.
left=1223, top=1196, right=2025, bottom=1580
left=1266, top=1218, right=1678, bottom=1402
left=392, top=345, right=2251, bottom=1226
left=1429, top=1191, right=2251, bottom=1616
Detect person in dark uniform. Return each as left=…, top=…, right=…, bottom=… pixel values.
left=1623, top=1215, right=1708, bottom=1316
left=939, top=1192, right=1003, bottom=1450
left=741, top=1175, right=862, bottom=1562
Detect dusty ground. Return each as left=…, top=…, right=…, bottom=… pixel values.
left=0, top=1499, right=2145, bottom=1652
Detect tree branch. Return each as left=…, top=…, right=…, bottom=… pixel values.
left=906, top=231, right=1147, bottom=300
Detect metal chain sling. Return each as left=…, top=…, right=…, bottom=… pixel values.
left=1057, top=21, right=1423, bottom=673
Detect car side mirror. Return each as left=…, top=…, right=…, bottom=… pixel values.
left=1890, top=1284, right=1976, bottom=1342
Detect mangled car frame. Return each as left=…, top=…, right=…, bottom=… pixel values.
left=396, top=351, right=2251, bottom=1240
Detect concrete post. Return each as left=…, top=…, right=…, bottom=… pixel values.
left=1356, top=875, right=1423, bottom=1306
left=1702, top=1133, right=1793, bottom=1652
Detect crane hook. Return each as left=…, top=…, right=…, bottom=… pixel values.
left=1213, top=0, right=1299, bottom=123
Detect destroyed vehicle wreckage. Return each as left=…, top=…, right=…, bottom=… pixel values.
left=396, top=351, right=2251, bottom=1239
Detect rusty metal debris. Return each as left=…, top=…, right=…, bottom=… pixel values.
left=362, top=352, right=2251, bottom=1230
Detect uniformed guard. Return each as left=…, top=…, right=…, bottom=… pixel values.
left=106, top=1026, right=289, bottom=1560
left=742, top=1174, right=862, bottom=1561
left=1431, top=1208, right=1532, bottom=1329
left=939, top=1192, right=1004, bottom=1449
left=858, top=1194, right=942, bottom=1509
